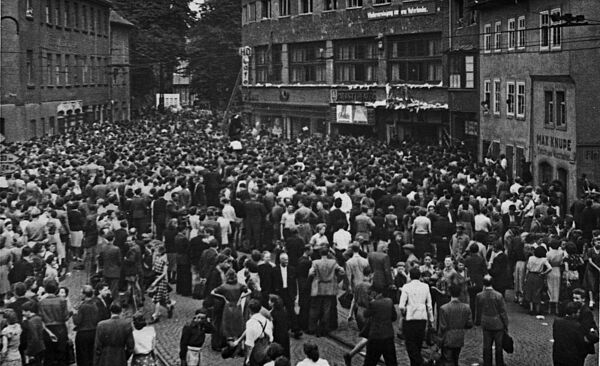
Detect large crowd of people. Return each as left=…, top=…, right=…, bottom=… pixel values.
left=0, top=111, right=598, bottom=366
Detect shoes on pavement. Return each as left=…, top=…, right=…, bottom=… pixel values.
left=167, top=304, right=174, bottom=318
left=343, top=353, right=352, bottom=366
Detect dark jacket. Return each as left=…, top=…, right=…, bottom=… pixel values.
left=94, top=316, right=134, bottom=366
left=23, top=314, right=45, bottom=356
left=553, top=317, right=589, bottom=366
left=244, top=200, right=267, bottom=224
left=271, top=307, right=291, bottom=357
left=9, top=258, right=34, bottom=284
left=38, top=294, right=69, bottom=326
left=198, top=247, right=218, bottom=278
left=475, top=287, right=508, bottom=331
left=93, top=296, right=111, bottom=322
left=439, top=299, right=473, bottom=348
left=368, top=251, right=393, bottom=291
left=364, top=295, right=397, bottom=340
left=129, top=196, right=148, bottom=219
left=98, top=244, right=122, bottom=279
left=285, top=235, right=305, bottom=268
left=464, top=253, right=487, bottom=289
left=489, top=252, right=511, bottom=292
left=73, top=298, right=100, bottom=331
left=7, top=296, right=29, bottom=323
left=258, top=262, right=275, bottom=294
left=272, top=264, right=297, bottom=296
left=152, top=197, right=168, bottom=224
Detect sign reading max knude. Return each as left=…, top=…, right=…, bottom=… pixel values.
left=330, top=89, right=377, bottom=104
left=535, top=133, right=575, bottom=161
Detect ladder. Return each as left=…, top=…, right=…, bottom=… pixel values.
left=221, top=67, right=243, bottom=133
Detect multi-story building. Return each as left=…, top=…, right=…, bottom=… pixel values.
left=475, top=0, right=600, bottom=205
left=447, top=0, right=480, bottom=156
left=0, top=0, right=131, bottom=142
left=241, top=0, right=450, bottom=143
left=109, top=10, right=133, bottom=122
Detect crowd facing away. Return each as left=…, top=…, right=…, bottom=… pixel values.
left=0, top=111, right=598, bottom=366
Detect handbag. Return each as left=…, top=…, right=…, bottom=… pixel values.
left=338, top=291, right=353, bottom=309
left=249, top=319, right=270, bottom=366
left=502, top=332, right=514, bottom=353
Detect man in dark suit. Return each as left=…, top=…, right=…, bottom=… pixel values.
left=93, top=303, right=134, bottom=366
left=7, top=282, right=29, bottom=323
left=273, top=253, right=302, bottom=338
left=196, top=239, right=219, bottom=299
left=363, top=286, right=398, bottom=366
left=327, top=198, right=347, bottom=243
left=97, top=232, right=122, bottom=302
left=284, top=227, right=305, bottom=268
left=38, top=280, right=70, bottom=366
left=439, top=284, right=473, bottom=366
left=476, top=275, right=509, bottom=366
left=553, top=302, right=591, bottom=366
left=573, top=288, right=599, bottom=356
left=258, top=251, right=275, bottom=306
left=501, top=204, right=521, bottom=234
left=244, top=194, right=267, bottom=250
left=129, top=188, right=149, bottom=236
left=296, top=245, right=313, bottom=332
left=93, top=282, right=112, bottom=321
left=191, top=175, right=207, bottom=208
left=368, top=241, right=393, bottom=295
left=113, top=220, right=129, bottom=257
left=151, top=189, right=168, bottom=240
left=73, top=285, right=100, bottom=366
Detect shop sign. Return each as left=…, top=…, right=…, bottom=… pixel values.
left=535, top=133, right=574, bottom=161
left=336, top=105, right=370, bottom=125
left=367, top=6, right=400, bottom=20
left=241, top=55, right=250, bottom=87
left=242, top=91, right=259, bottom=102
left=330, top=89, right=377, bottom=104
left=464, top=120, right=478, bottom=136
left=582, top=147, right=600, bottom=162
left=400, top=2, right=436, bottom=16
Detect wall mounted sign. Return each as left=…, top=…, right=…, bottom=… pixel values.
left=400, top=2, right=436, bottom=16
left=336, top=105, right=371, bottom=124
left=535, top=133, right=574, bottom=161
left=464, top=120, right=479, bottom=136
left=279, top=90, right=290, bottom=101
left=367, top=6, right=401, bottom=20
left=241, top=55, right=250, bottom=86
left=330, top=89, right=378, bottom=104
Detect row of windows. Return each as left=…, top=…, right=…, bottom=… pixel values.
left=253, top=38, right=442, bottom=84
left=39, top=0, right=109, bottom=35
left=483, top=9, right=561, bottom=53
left=26, top=51, right=109, bottom=87
left=243, top=0, right=392, bottom=23
left=483, top=79, right=526, bottom=118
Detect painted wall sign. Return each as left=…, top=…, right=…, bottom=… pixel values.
left=330, top=89, right=377, bottom=104
left=535, top=133, right=574, bottom=161
left=367, top=7, right=400, bottom=20
left=336, top=105, right=371, bottom=124
left=400, top=2, right=436, bottom=16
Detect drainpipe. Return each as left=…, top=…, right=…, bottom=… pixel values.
left=528, top=77, right=535, bottom=184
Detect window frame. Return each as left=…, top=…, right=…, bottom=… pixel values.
left=334, top=39, right=379, bottom=83
left=46, top=53, right=53, bottom=86
left=387, top=36, right=443, bottom=84
left=493, top=79, right=501, bottom=115
left=506, top=81, right=515, bottom=117
left=54, top=0, right=61, bottom=26
left=289, top=42, right=327, bottom=83
left=516, top=81, right=525, bottom=118
left=544, top=89, right=554, bottom=126
left=55, top=54, right=62, bottom=86
left=261, top=0, right=272, bottom=19
left=483, top=24, right=492, bottom=53
left=540, top=11, right=550, bottom=51
left=64, top=54, right=71, bottom=86
left=64, top=1, right=71, bottom=28
left=373, top=0, right=391, bottom=5
left=507, top=18, right=516, bottom=51
left=324, top=0, right=338, bottom=11
left=26, top=50, right=34, bottom=85
left=46, top=0, right=52, bottom=24
left=483, top=79, right=491, bottom=113
left=555, top=90, right=566, bottom=129
left=347, top=0, right=363, bottom=9
left=494, top=21, right=502, bottom=52
left=279, top=0, right=290, bottom=16
left=517, top=16, right=526, bottom=49
left=465, top=55, right=474, bottom=88
left=299, top=0, right=313, bottom=14
left=550, top=8, right=562, bottom=50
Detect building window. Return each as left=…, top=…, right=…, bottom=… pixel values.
left=26, top=50, right=34, bottom=84
left=65, top=55, right=71, bottom=85
left=494, top=21, right=501, bottom=52
left=449, top=55, right=474, bottom=89
left=517, top=16, right=526, bottom=49
left=255, top=45, right=282, bottom=83
left=46, top=53, right=53, bottom=85
left=556, top=91, right=566, bottom=128
left=64, top=1, right=70, bottom=27
left=55, top=0, right=61, bottom=26
left=83, top=57, right=89, bottom=84
left=324, top=0, right=338, bottom=11
left=279, top=0, right=290, bottom=16
left=0, top=118, right=5, bottom=137
left=506, top=81, right=515, bottom=116
left=389, top=35, right=442, bottom=83
left=516, top=81, right=525, bottom=118
left=540, top=11, right=550, bottom=50
left=507, top=18, right=516, bottom=50
left=55, top=54, right=62, bottom=85
left=261, top=0, right=272, bottom=18
left=483, top=24, right=491, bottom=53
left=74, top=3, right=79, bottom=28
left=374, top=0, right=390, bottom=4
left=91, top=8, right=96, bottom=32
left=493, top=79, right=500, bottom=115
left=551, top=8, right=561, bottom=49
left=82, top=5, right=87, bottom=29
left=483, top=80, right=491, bottom=112
left=248, top=2, right=256, bottom=21
left=289, top=42, right=326, bottom=83
left=544, top=90, right=554, bottom=125
left=334, top=40, right=378, bottom=83
left=347, top=0, right=363, bottom=8
left=242, top=5, right=247, bottom=23
left=46, top=0, right=52, bottom=23
left=299, top=0, right=313, bottom=13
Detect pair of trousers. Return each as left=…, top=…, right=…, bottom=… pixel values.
left=245, top=221, right=262, bottom=249
left=403, top=319, right=426, bottom=366
left=75, top=329, right=96, bottom=366
left=482, top=329, right=504, bottom=366
left=364, top=337, right=397, bottom=366
left=441, top=346, right=462, bottom=366
left=297, top=283, right=311, bottom=331
left=277, top=288, right=300, bottom=332
left=308, top=295, right=333, bottom=334
left=105, top=277, right=120, bottom=302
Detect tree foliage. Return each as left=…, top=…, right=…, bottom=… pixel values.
left=187, top=0, right=241, bottom=109
left=110, top=0, right=195, bottom=109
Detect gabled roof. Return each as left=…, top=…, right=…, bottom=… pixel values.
left=110, top=10, right=135, bottom=27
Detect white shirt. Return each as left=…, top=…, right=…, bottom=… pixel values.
left=222, top=204, right=237, bottom=222
left=244, top=313, right=273, bottom=347
left=333, top=229, right=352, bottom=251
left=133, top=326, right=155, bottom=354
left=399, top=279, right=434, bottom=322
left=280, top=265, right=288, bottom=288
left=334, top=191, right=352, bottom=213
left=296, top=359, right=330, bottom=366
left=474, top=214, right=491, bottom=232
left=509, top=183, right=522, bottom=195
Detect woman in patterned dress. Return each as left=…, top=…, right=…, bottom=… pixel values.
left=150, top=245, right=174, bottom=323
left=131, top=313, right=157, bottom=366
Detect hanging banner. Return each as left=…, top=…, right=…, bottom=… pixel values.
left=336, top=105, right=372, bottom=125
left=241, top=55, right=250, bottom=86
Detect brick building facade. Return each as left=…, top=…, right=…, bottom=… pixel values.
left=0, top=0, right=131, bottom=142
left=240, top=0, right=451, bottom=143
left=109, top=10, right=133, bottom=122
left=475, top=0, right=600, bottom=205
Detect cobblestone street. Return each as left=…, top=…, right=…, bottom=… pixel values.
left=63, top=265, right=598, bottom=366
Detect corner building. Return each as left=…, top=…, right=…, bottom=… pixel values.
left=475, top=0, right=600, bottom=205
left=241, top=0, right=450, bottom=143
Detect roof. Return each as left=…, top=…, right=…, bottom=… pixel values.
left=110, top=10, right=135, bottom=27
